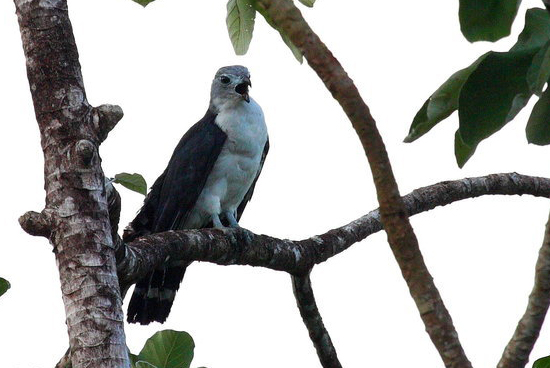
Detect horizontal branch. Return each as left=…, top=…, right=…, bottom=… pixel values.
left=117, top=172, right=550, bottom=287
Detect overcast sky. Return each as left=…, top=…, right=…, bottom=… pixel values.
left=2, top=0, right=550, bottom=367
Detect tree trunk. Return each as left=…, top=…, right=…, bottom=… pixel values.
left=14, top=1, right=128, bottom=367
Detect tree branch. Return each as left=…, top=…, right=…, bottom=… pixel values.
left=115, top=172, right=549, bottom=367
left=498, top=209, right=550, bottom=368
left=117, top=172, right=550, bottom=285
left=254, top=1, right=472, bottom=366
left=292, top=272, right=342, bottom=368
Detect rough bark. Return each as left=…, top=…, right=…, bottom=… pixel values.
left=292, top=272, right=342, bottom=368
left=114, top=173, right=550, bottom=285
left=14, top=1, right=127, bottom=367
left=498, top=210, right=550, bottom=368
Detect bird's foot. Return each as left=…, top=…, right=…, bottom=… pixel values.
left=212, top=214, right=224, bottom=229
left=224, top=211, right=241, bottom=228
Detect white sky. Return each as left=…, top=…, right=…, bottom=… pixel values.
left=2, top=0, right=550, bottom=367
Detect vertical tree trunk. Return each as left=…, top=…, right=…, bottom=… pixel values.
left=14, top=1, right=128, bottom=367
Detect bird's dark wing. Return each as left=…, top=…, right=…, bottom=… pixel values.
left=126, top=109, right=227, bottom=325
left=123, top=109, right=226, bottom=242
left=236, top=138, right=269, bottom=221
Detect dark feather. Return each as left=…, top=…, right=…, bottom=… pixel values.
left=126, top=109, right=227, bottom=324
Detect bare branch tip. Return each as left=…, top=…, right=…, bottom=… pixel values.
left=19, top=211, right=52, bottom=238
left=94, top=104, right=124, bottom=142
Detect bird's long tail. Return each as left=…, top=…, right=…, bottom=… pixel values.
left=127, top=263, right=188, bottom=325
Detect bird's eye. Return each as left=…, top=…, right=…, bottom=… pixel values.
left=220, top=76, right=230, bottom=84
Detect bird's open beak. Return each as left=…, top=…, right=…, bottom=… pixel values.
left=235, top=77, right=251, bottom=103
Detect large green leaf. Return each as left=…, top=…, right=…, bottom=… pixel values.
left=408, top=7, right=550, bottom=167
left=458, top=49, right=537, bottom=147
left=137, top=330, right=195, bottom=368
left=404, top=53, right=488, bottom=142
left=511, top=8, right=550, bottom=52
left=454, top=131, right=477, bottom=168
left=534, top=356, right=550, bottom=368
left=0, top=277, right=10, bottom=298
left=527, top=40, right=550, bottom=95
left=226, top=0, right=256, bottom=55
left=254, top=3, right=303, bottom=63
left=113, top=173, right=148, bottom=196
left=526, top=86, right=550, bottom=145
left=130, top=352, right=140, bottom=368
left=459, top=0, right=521, bottom=42
left=136, top=362, right=158, bottom=368
left=132, top=0, right=155, bottom=7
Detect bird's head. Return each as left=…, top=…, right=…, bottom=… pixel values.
left=210, top=65, right=252, bottom=111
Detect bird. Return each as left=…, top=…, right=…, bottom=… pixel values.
left=123, top=65, right=269, bottom=325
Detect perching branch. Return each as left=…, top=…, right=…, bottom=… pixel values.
left=254, top=1, right=471, bottom=366
left=498, top=209, right=550, bottom=368
left=117, top=172, right=550, bottom=287
left=114, top=172, right=550, bottom=368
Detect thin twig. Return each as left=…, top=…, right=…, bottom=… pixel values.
left=498, top=209, right=550, bottom=368
left=292, top=272, right=342, bottom=368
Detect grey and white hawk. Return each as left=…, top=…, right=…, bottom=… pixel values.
left=124, top=65, right=269, bottom=325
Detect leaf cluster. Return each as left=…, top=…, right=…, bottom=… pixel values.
left=406, top=7, right=550, bottom=167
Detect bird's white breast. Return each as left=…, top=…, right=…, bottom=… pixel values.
left=184, top=98, right=267, bottom=228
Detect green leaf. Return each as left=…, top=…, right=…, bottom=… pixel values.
left=458, top=49, right=537, bottom=148
left=459, top=0, right=521, bottom=42
left=526, top=86, right=550, bottom=145
left=534, top=356, right=550, bottom=368
left=254, top=3, right=303, bottom=63
left=455, top=130, right=477, bottom=168
left=113, top=173, right=148, bottom=196
left=527, top=40, right=550, bottom=95
left=137, top=330, right=195, bottom=368
left=130, top=352, right=140, bottom=368
left=0, top=277, right=10, bottom=298
left=404, top=53, right=489, bottom=142
left=298, top=0, right=316, bottom=7
left=226, top=0, right=256, bottom=55
left=511, top=8, right=550, bottom=52
left=132, top=0, right=155, bottom=7
left=136, top=362, right=159, bottom=368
